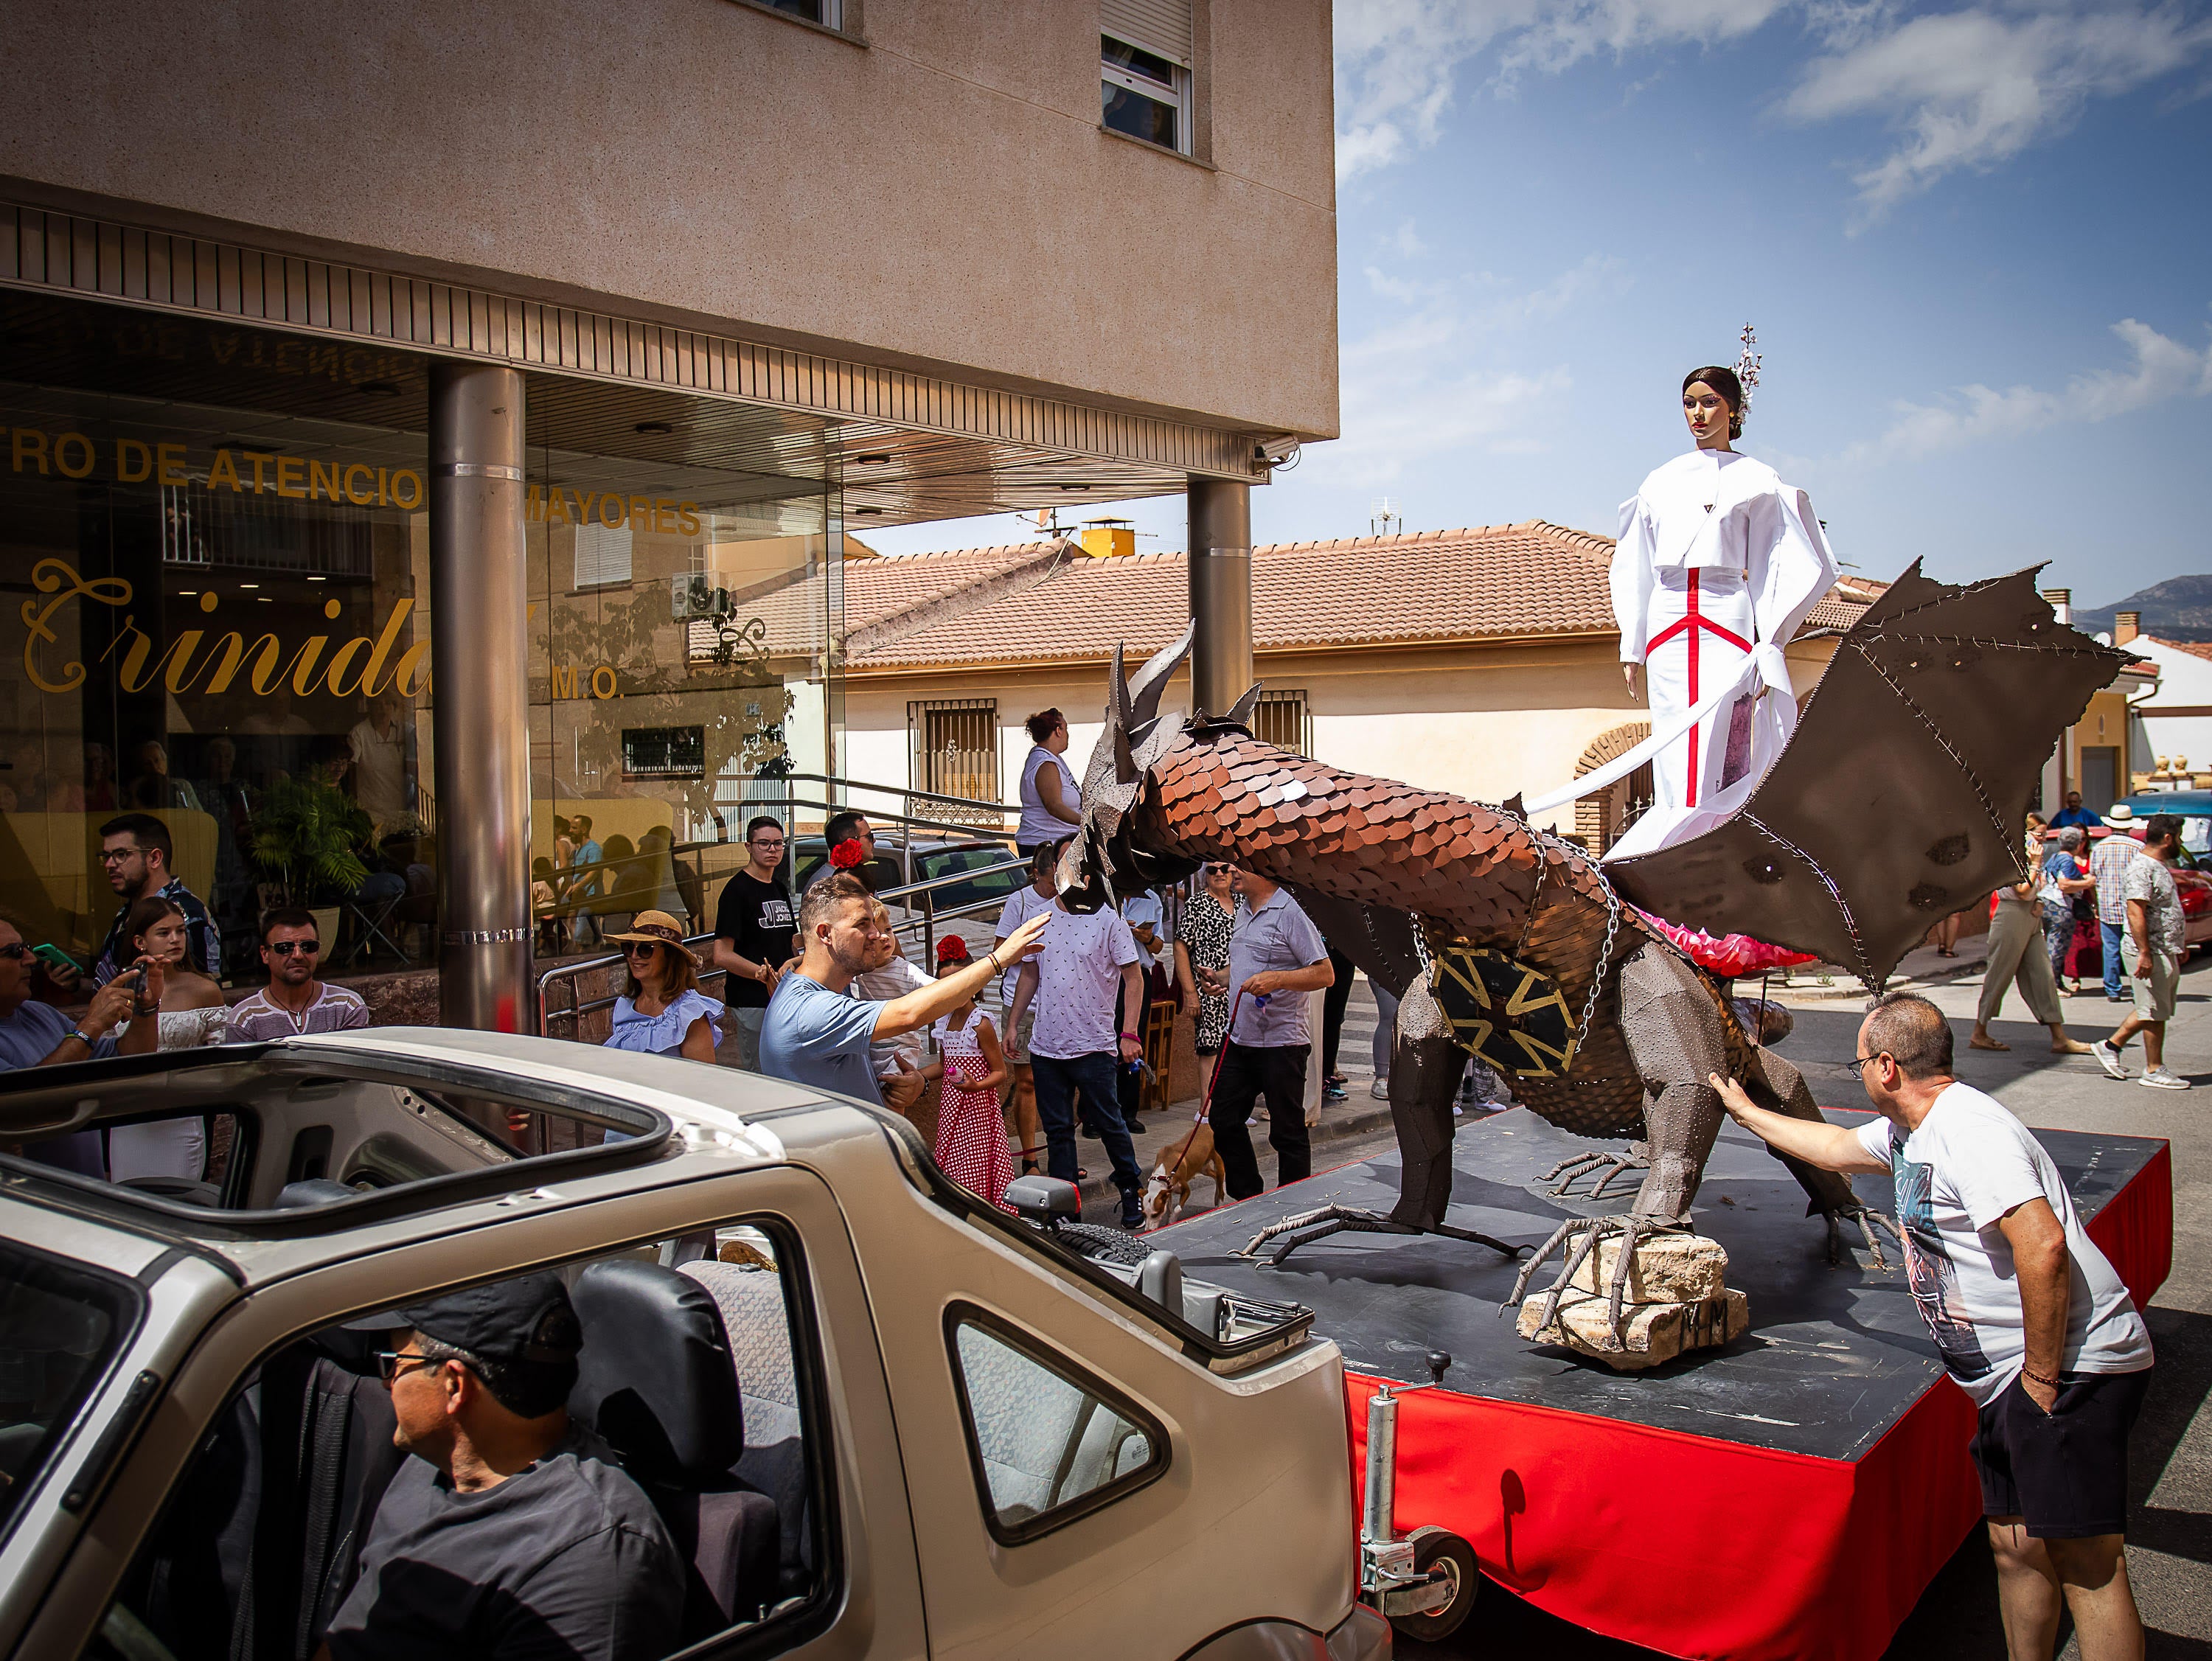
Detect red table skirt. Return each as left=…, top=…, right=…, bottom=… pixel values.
left=1345, top=1140, right=2172, bottom=1660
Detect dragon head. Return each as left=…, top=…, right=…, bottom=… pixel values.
left=1053, top=621, right=1204, bottom=912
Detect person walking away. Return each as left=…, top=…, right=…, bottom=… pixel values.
left=565, top=815, right=604, bottom=946
left=1118, top=885, right=1165, bottom=1134
left=1174, top=862, right=1237, bottom=1062
left=2039, top=828, right=2095, bottom=995
left=1972, top=823, right=2096, bottom=1056
left=1005, top=891, right=1148, bottom=1228
left=921, top=936, right=1015, bottom=1212
left=602, top=911, right=721, bottom=1064
left=759, top=872, right=1048, bottom=1110
left=110, top=895, right=229, bottom=1180
left=1200, top=869, right=1335, bottom=1199
left=2090, top=807, right=2141, bottom=1003
left=225, top=910, right=370, bottom=1040
left=74, top=812, right=221, bottom=989
left=855, top=902, right=932, bottom=1120
left=1712, top=993, right=2152, bottom=1661
left=712, top=816, right=799, bottom=1069
left=1016, top=709, right=1080, bottom=856
left=2093, top=812, right=2191, bottom=1090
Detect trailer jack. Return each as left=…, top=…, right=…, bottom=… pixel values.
left=1357, top=1353, right=1480, bottom=1641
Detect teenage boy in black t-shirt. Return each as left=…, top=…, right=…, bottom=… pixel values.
left=712, top=816, right=800, bottom=1069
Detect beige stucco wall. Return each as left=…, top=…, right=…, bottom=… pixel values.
left=0, top=0, right=1338, bottom=439
left=841, top=637, right=1844, bottom=832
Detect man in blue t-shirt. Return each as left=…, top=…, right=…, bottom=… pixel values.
left=2048, top=791, right=2103, bottom=832
left=759, top=872, right=1047, bottom=1105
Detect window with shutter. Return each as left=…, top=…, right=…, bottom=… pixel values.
left=1249, top=690, right=1310, bottom=756
left=909, top=698, right=1001, bottom=821
left=572, top=523, right=633, bottom=590
left=1101, top=0, right=1194, bottom=156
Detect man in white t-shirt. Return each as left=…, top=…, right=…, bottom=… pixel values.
left=992, top=841, right=1060, bottom=1174
left=1713, top=992, right=2152, bottom=1661
left=1006, top=894, right=1145, bottom=1228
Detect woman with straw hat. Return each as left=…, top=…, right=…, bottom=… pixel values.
left=603, top=910, right=722, bottom=1065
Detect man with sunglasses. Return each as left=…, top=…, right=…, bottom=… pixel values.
left=712, top=815, right=800, bottom=1069
left=226, top=908, right=369, bottom=1042
left=1711, top=993, right=2151, bottom=1660
left=322, top=1273, right=684, bottom=1661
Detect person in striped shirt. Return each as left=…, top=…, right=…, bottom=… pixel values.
left=226, top=908, right=370, bottom=1042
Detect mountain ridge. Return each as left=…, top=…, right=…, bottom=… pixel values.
left=2074, top=575, right=2212, bottom=645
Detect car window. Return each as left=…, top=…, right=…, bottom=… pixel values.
left=918, top=846, right=1024, bottom=919
left=0, top=1241, right=141, bottom=1539
left=91, top=1221, right=832, bottom=1661
left=2183, top=818, right=2211, bottom=857
left=945, top=1307, right=1164, bottom=1545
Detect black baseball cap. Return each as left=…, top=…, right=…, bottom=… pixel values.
left=395, top=1272, right=582, bottom=1370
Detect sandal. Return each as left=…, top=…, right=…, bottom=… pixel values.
left=1969, top=1035, right=2010, bottom=1051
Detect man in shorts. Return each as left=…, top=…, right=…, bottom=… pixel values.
left=1714, top=993, right=2153, bottom=1661
left=2093, top=812, right=2191, bottom=1090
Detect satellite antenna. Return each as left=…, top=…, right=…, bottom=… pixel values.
left=1371, top=497, right=1402, bottom=537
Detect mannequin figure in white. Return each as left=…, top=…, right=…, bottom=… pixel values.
left=1604, top=363, right=1837, bottom=861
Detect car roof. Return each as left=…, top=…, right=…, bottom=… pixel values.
left=0, top=1029, right=879, bottom=1292
left=2114, top=792, right=2212, bottom=813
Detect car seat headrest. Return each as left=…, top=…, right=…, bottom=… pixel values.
left=570, top=1260, right=743, bottom=1484
left=275, top=1179, right=357, bottom=1209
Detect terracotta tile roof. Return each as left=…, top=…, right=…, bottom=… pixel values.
left=841, top=522, right=1876, bottom=672
left=2145, top=635, right=2212, bottom=664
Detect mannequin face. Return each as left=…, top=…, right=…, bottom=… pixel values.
left=1683, top=381, right=1736, bottom=450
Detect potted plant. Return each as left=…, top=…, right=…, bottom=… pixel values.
left=249, top=776, right=373, bottom=950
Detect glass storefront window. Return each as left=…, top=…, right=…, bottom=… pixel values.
left=0, top=292, right=844, bottom=991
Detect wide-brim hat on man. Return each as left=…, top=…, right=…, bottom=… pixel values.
left=607, top=910, right=699, bottom=960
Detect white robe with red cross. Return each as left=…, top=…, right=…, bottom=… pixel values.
left=1604, top=448, right=1837, bottom=862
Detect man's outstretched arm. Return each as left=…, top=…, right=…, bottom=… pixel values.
left=1708, top=1073, right=1889, bottom=1174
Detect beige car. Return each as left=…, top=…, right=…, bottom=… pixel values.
left=0, top=1029, right=1399, bottom=1661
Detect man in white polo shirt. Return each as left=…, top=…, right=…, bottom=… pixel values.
left=1714, top=992, right=2152, bottom=1661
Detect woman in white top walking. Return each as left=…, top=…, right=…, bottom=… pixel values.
left=1017, top=708, right=1080, bottom=855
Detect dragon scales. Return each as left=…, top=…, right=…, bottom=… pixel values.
left=1060, top=627, right=1898, bottom=1342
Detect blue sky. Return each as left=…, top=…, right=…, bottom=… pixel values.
left=866, top=1, right=2212, bottom=607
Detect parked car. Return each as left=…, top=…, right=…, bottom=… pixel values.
left=787, top=832, right=1030, bottom=958
left=0, top=1032, right=1397, bottom=1661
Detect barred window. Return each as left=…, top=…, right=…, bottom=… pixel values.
left=909, top=698, right=1000, bottom=820
left=1248, top=690, right=1310, bottom=756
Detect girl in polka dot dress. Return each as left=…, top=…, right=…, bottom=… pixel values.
left=923, top=936, right=1016, bottom=1213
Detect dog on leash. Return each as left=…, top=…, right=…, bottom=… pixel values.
left=1142, top=1123, right=1228, bottom=1228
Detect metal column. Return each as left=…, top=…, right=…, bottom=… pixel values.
left=1187, top=478, right=1253, bottom=717
left=428, top=363, right=535, bottom=1031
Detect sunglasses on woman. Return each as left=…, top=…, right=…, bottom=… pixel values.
left=623, top=942, right=662, bottom=958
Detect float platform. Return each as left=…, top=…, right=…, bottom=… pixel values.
left=1153, top=1107, right=2171, bottom=1661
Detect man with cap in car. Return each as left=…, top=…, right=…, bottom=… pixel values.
left=318, top=1272, right=686, bottom=1661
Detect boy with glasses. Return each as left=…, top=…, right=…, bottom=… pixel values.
left=712, top=816, right=800, bottom=1069
left=83, top=811, right=220, bottom=987
left=226, top=907, right=369, bottom=1041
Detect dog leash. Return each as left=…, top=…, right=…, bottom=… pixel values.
left=1161, top=986, right=1248, bottom=1179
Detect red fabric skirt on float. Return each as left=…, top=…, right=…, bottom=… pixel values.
left=1634, top=908, right=1818, bottom=978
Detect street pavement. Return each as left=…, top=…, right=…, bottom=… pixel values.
left=1103, top=967, right=2212, bottom=1658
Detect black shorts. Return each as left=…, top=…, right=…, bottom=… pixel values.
left=1969, top=1368, right=2151, bottom=1539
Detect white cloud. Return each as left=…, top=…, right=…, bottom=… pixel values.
left=1332, top=0, right=1789, bottom=182
left=1784, top=6, right=2212, bottom=222
left=1841, top=316, right=2212, bottom=462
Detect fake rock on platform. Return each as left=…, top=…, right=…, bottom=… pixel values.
left=1517, top=1233, right=1747, bottom=1370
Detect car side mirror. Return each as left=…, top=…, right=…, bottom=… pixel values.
left=1004, top=1174, right=1081, bottom=1226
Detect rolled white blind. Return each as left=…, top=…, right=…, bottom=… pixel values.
left=1102, top=0, right=1192, bottom=69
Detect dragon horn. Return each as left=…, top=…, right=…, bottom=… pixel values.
left=1107, top=641, right=1140, bottom=784
left=1128, top=620, right=1197, bottom=728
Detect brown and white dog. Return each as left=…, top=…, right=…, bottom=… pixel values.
left=1141, top=1123, right=1228, bottom=1229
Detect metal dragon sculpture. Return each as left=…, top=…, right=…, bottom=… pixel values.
left=1055, top=565, right=2126, bottom=1343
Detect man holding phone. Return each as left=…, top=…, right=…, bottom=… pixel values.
left=0, top=912, right=163, bottom=1172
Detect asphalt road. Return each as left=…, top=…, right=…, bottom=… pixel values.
left=1127, top=967, right=2212, bottom=1658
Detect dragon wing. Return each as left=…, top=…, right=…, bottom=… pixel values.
left=1606, top=563, right=2129, bottom=993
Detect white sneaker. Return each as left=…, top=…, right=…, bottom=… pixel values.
left=2093, top=1040, right=2132, bottom=1081
left=2139, top=1067, right=2191, bottom=1090
left=1370, top=1077, right=1391, bottom=1100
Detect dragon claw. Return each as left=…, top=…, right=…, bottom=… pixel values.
left=1824, top=1202, right=1903, bottom=1271
left=1503, top=1213, right=1686, bottom=1347
left=1542, top=1147, right=1651, bottom=1202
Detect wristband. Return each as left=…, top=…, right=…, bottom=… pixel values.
left=2022, top=1365, right=2064, bottom=1391
left=1119, top=1031, right=1139, bottom=1042
left=987, top=951, right=1003, bottom=975
left=66, top=1028, right=94, bottom=1049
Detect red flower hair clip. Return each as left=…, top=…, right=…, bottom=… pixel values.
left=828, top=839, right=867, bottom=871
left=936, top=936, right=971, bottom=964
